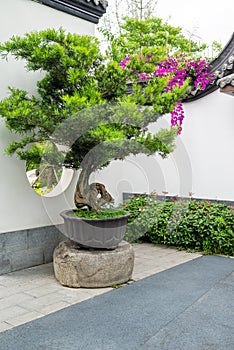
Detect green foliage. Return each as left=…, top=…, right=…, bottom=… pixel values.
left=0, top=28, right=104, bottom=164
left=124, top=195, right=234, bottom=256
left=34, top=187, right=53, bottom=195
left=71, top=207, right=128, bottom=219
left=211, top=40, right=223, bottom=58
left=103, top=17, right=207, bottom=61
left=0, top=25, right=212, bottom=208
left=96, top=61, right=128, bottom=99
left=111, top=284, right=124, bottom=288
left=23, top=142, right=63, bottom=171
left=0, top=27, right=182, bottom=173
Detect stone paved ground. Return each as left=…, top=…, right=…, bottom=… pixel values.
left=0, top=243, right=202, bottom=332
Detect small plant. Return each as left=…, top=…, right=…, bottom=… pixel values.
left=124, top=195, right=234, bottom=256
left=71, top=207, right=128, bottom=219
left=111, top=284, right=123, bottom=289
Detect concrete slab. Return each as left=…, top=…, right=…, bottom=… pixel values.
left=142, top=271, right=234, bottom=350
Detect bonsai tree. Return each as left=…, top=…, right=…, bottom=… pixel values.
left=0, top=26, right=213, bottom=213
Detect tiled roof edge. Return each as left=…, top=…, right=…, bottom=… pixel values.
left=184, top=32, right=234, bottom=102
left=217, top=72, right=234, bottom=88
left=36, top=0, right=108, bottom=24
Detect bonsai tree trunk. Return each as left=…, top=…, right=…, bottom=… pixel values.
left=74, top=166, right=113, bottom=212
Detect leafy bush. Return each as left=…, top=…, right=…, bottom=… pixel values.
left=124, top=195, right=234, bottom=256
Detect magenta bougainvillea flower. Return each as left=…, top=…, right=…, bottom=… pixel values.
left=120, top=54, right=214, bottom=133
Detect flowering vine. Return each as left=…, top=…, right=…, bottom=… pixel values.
left=120, top=55, right=214, bottom=134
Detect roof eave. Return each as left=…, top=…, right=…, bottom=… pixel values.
left=184, top=32, right=234, bottom=102
left=36, top=0, right=108, bottom=24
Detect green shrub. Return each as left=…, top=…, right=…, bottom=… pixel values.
left=124, top=195, right=234, bottom=256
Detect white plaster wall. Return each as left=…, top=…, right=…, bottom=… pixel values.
left=93, top=90, right=234, bottom=203
left=0, top=0, right=95, bottom=233
left=1, top=1, right=233, bottom=234
left=181, top=90, right=234, bottom=201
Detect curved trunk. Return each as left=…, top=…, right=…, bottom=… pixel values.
left=74, top=167, right=113, bottom=212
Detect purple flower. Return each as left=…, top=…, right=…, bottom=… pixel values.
left=119, top=53, right=214, bottom=133
left=119, top=57, right=131, bottom=69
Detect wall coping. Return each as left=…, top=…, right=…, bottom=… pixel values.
left=34, top=0, right=108, bottom=23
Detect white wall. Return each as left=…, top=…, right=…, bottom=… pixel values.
left=0, top=0, right=95, bottom=233
left=181, top=90, right=234, bottom=201
left=0, top=0, right=94, bottom=100
left=1, top=0, right=234, bottom=234
left=93, top=90, right=234, bottom=203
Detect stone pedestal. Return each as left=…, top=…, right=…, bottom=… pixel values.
left=53, top=240, right=134, bottom=288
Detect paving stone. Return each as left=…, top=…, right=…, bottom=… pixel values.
left=5, top=311, right=44, bottom=327
left=0, top=277, right=49, bottom=290
left=18, top=293, right=68, bottom=313
left=132, top=272, right=150, bottom=280
left=0, top=306, right=29, bottom=322
left=55, top=287, right=92, bottom=297
left=0, top=286, right=9, bottom=299
left=37, top=301, right=72, bottom=315
left=24, top=283, right=63, bottom=298
left=85, top=288, right=113, bottom=297
left=56, top=290, right=97, bottom=304
left=0, top=322, right=13, bottom=332
left=0, top=293, right=35, bottom=311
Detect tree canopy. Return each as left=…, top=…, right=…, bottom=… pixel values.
left=101, top=17, right=207, bottom=61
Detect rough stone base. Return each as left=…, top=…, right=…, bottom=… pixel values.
left=53, top=240, right=135, bottom=288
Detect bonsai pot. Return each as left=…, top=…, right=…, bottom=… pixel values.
left=60, top=210, right=130, bottom=249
